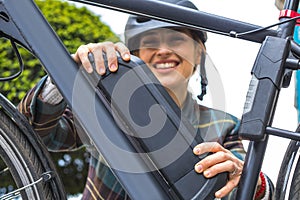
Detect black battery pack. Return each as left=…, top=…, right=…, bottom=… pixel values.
left=89, top=53, right=227, bottom=200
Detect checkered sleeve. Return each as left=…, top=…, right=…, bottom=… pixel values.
left=223, top=119, right=246, bottom=161
left=18, top=76, right=83, bottom=151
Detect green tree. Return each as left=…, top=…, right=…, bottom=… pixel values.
left=0, top=0, right=119, bottom=104
left=0, top=0, right=120, bottom=196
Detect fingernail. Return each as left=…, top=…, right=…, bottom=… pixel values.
left=87, top=67, right=93, bottom=73
left=110, top=64, right=117, bottom=71
left=124, top=53, right=130, bottom=60
left=204, top=170, right=211, bottom=177
left=193, top=147, right=200, bottom=154
left=215, top=191, right=221, bottom=198
left=99, top=67, right=105, bottom=75
left=195, top=164, right=203, bottom=172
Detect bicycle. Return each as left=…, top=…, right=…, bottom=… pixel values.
left=1, top=0, right=300, bottom=199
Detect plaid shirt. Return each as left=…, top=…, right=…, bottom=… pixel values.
left=18, top=76, right=270, bottom=200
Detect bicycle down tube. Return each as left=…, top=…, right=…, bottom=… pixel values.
left=2, top=0, right=300, bottom=199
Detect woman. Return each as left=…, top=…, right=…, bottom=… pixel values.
left=18, top=0, right=273, bottom=199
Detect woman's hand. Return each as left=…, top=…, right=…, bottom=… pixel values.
left=193, top=142, right=244, bottom=199
left=72, top=42, right=131, bottom=75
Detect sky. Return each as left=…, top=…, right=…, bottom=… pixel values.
left=73, top=0, right=298, bottom=186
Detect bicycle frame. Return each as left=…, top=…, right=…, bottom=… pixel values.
left=1, top=0, right=300, bottom=199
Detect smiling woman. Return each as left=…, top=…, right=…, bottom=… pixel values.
left=137, top=28, right=202, bottom=106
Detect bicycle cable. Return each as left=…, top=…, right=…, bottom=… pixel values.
left=0, top=39, right=24, bottom=82
left=230, top=16, right=300, bottom=38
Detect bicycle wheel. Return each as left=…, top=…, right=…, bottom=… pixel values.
left=275, top=124, right=300, bottom=200
left=0, top=107, right=66, bottom=200
left=289, top=153, right=300, bottom=200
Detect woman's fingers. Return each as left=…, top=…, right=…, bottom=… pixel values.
left=115, top=42, right=131, bottom=61
left=73, top=44, right=94, bottom=73
left=193, top=142, right=243, bottom=174
left=193, top=142, right=226, bottom=155
left=193, top=142, right=244, bottom=198
left=215, top=176, right=240, bottom=198
left=94, top=42, right=131, bottom=74
left=196, top=159, right=234, bottom=177
left=73, top=42, right=131, bottom=75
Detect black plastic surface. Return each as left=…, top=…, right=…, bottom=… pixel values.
left=239, top=36, right=290, bottom=140
left=94, top=54, right=227, bottom=199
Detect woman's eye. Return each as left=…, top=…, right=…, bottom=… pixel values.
left=165, top=37, right=185, bottom=47
left=170, top=36, right=185, bottom=43
left=141, top=39, right=160, bottom=48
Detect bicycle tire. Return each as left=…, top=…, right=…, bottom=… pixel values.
left=288, top=142, right=300, bottom=200
left=275, top=124, right=300, bottom=200
left=275, top=140, right=299, bottom=200
left=0, top=108, right=66, bottom=200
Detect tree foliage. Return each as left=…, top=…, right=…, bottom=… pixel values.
left=0, top=0, right=119, bottom=104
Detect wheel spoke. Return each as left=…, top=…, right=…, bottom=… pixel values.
left=0, top=171, right=54, bottom=200
left=0, top=191, right=20, bottom=200
left=0, top=167, right=9, bottom=176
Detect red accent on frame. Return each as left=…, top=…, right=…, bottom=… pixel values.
left=279, top=9, right=300, bottom=25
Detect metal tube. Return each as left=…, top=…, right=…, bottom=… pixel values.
left=237, top=138, right=269, bottom=199
left=71, top=0, right=277, bottom=43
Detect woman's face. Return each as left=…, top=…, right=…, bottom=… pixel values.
left=138, top=28, right=202, bottom=92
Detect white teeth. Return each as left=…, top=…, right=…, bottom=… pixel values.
left=155, top=63, right=176, bottom=69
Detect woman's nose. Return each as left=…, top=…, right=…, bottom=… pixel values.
left=156, top=44, right=173, bottom=56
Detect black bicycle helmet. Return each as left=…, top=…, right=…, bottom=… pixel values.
left=124, top=0, right=207, bottom=52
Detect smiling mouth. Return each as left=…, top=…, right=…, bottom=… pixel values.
left=153, top=62, right=179, bottom=69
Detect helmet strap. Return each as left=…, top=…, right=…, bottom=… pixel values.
left=197, top=52, right=208, bottom=101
